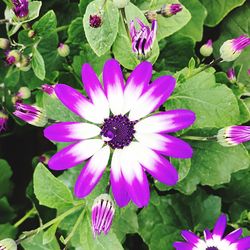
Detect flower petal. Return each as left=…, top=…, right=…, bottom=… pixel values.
left=129, top=75, right=176, bottom=121
left=110, top=149, right=130, bottom=207
left=44, top=122, right=101, bottom=142
left=103, top=59, right=124, bottom=115
left=224, top=228, right=242, bottom=243
left=173, top=242, right=196, bottom=250
left=74, top=145, right=110, bottom=198
left=134, top=132, right=193, bottom=158
left=213, top=214, right=227, bottom=239
left=230, top=236, right=250, bottom=250
left=48, top=139, right=104, bottom=170
left=129, top=142, right=178, bottom=186
left=55, top=84, right=106, bottom=124
left=123, top=61, right=152, bottom=114
left=120, top=145, right=150, bottom=207
left=135, top=110, right=196, bottom=134
left=81, top=64, right=110, bottom=118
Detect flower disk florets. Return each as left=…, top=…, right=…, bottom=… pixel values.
left=101, top=115, right=136, bottom=149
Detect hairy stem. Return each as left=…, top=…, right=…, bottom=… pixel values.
left=14, top=207, right=37, bottom=228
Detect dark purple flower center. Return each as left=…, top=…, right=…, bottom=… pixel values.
left=206, top=247, right=219, bottom=250
left=89, top=15, right=102, bottom=28
left=101, top=115, right=136, bottom=149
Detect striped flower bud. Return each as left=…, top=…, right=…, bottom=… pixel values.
left=5, top=50, right=21, bottom=65
left=0, top=38, right=10, bottom=50
left=0, top=111, right=8, bottom=133
left=161, top=4, right=182, bottom=17
left=220, top=35, right=250, bottom=62
left=17, top=86, right=31, bottom=99
left=41, top=84, right=57, bottom=98
left=57, top=43, right=70, bottom=57
left=0, top=238, right=17, bottom=250
left=91, top=194, right=115, bottom=237
left=227, top=68, right=236, bottom=83
left=200, top=39, right=213, bottom=57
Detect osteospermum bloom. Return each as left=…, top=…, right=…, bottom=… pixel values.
left=174, top=214, right=250, bottom=250
left=12, top=0, right=29, bottom=18
left=44, top=59, right=195, bottom=208
left=13, top=102, right=47, bottom=127
left=220, top=35, right=250, bottom=62
left=130, top=18, right=157, bottom=59
left=217, top=126, right=250, bottom=147
left=91, top=194, right=115, bottom=237
left=227, top=68, right=237, bottom=83
left=0, top=111, right=8, bottom=132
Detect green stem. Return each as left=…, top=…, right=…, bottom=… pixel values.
left=181, top=135, right=217, bottom=141
left=120, top=8, right=130, bottom=39
left=0, top=19, right=9, bottom=25
left=17, top=202, right=85, bottom=243
left=55, top=25, right=69, bottom=33
left=14, top=207, right=37, bottom=228
left=63, top=209, right=85, bottom=246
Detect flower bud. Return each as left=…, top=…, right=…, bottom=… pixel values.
left=0, top=238, right=17, bottom=250
left=217, top=126, right=250, bottom=147
left=15, top=55, right=30, bottom=70
left=91, top=194, right=115, bottom=237
left=39, top=154, right=50, bottom=164
left=17, top=86, right=31, bottom=99
left=89, top=14, right=103, bottom=28
left=0, top=111, right=8, bottom=133
left=220, top=35, right=250, bottom=62
left=113, top=0, right=130, bottom=8
left=227, top=68, right=236, bottom=84
left=0, top=38, right=10, bottom=50
left=12, top=0, right=29, bottom=19
left=161, top=4, right=182, bottom=17
left=28, top=30, right=36, bottom=38
left=248, top=69, right=250, bottom=76
left=144, top=11, right=157, bottom=23
left=57, top=43, right=70, bottom=57
left=41, top=84, right=57, bottom=98
left=200, top=39, right=213, bottom=57
left=5, top=50, right=21, bottom=65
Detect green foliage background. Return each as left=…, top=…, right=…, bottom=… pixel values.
left=0, top=0, right=250, bottom=249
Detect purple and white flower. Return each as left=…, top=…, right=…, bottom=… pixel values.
left=13, top=102, right=47, bottom=127
left=44, top=59, right=195, bottom=208
left=217, top=126, right=250, bottom=147
left=227, top=68, right=237, bottom=83
left=0, top=111, right=8, bottom=132
left=130, top=18, right=157, bottom=59
left=91, top=194, right=115, bottom=237
left=12, top=0, right=29, bottom=18
left=174, top=214, right=250, bottom=250
left=220, top=35, right=250, bottom=62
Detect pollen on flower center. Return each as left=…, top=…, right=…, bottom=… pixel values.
left=206, top=247, right=219, bottom=250
left=100, top=115, right=136, bottom=149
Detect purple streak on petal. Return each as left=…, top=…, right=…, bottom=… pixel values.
left=212, top=214, right=227, bottom=238
left=134, top=109, right=196, bottom=134
left=123, top=61, right=152, bottom=114
left=181, top=230, right=200, bottom=245
left=48, top=139, right=104, bottom=170
left=129, top=75, right=176, bottom=120
left=231, top=236, right=250, bottom=250
left=110, top=149, right=130, bottom=207
left=233, top=35, right=250, bottom=52
left=130, top=20, right=136, bottom=39
left=74, top=146, right=110, bottom=198
left=134, top=133, right=193, bottom=159
left=130, top=142, right=178, bottom=186
left=44, top=122, right=101, bottom=142
left=173, top=242, right=194, bottom=250
left=224, top=228, right=242, bottom=243
left=103, top=59, right=125, bottom=115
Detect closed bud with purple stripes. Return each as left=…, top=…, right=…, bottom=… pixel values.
left=91, top=194, right=115, bottom=237
left=161, top=3, right=182, bottom=17
left=217, top=126, right=250, bottom=147
left=0, top=111, right=8, bottom=133
left=13, top=103, right=47, bottom=127
left=220, top=35, right=250, bottom=62
left=42, top=84, right=57, bottom=98
left=200, top=39, right=213, bottom=57
left=0, top=238, right=17, bottom=250
left=130, top=18, right=157, bottom=59
left=227, top=68, right=236, bottom=84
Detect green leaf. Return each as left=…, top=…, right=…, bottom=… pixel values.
left=43, top=93, right=82, bottom=122
left=83, top=0, right=119, bottom=56
left=33, top=10, right=57, bottom=37
left=179, top=0, right=207, bottom=41
left=112, top=3, right=159, bottom=70
left=67, top=17, right=86, bottom=44
left=21, top=231, right=60, bottom=250
left=0, top=197, right=16, bottom=223
left=32, top=47, right=46, bottom=80
left=138, top=0, right=191, bottom=40
left=43, top=221, right=61, bottom=245
left=199, top=0, right=246, bottom=27
left=0, top=159, right=13, bottom=198
left=33, top=163, right=74, bottom=210
left=138, top=190, right=221, bottom=250
left=176, top=142, right=250, bottom=194
left=0, top=224, right=17, bottom=240
left=165, top=71, right=241, bottom=129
